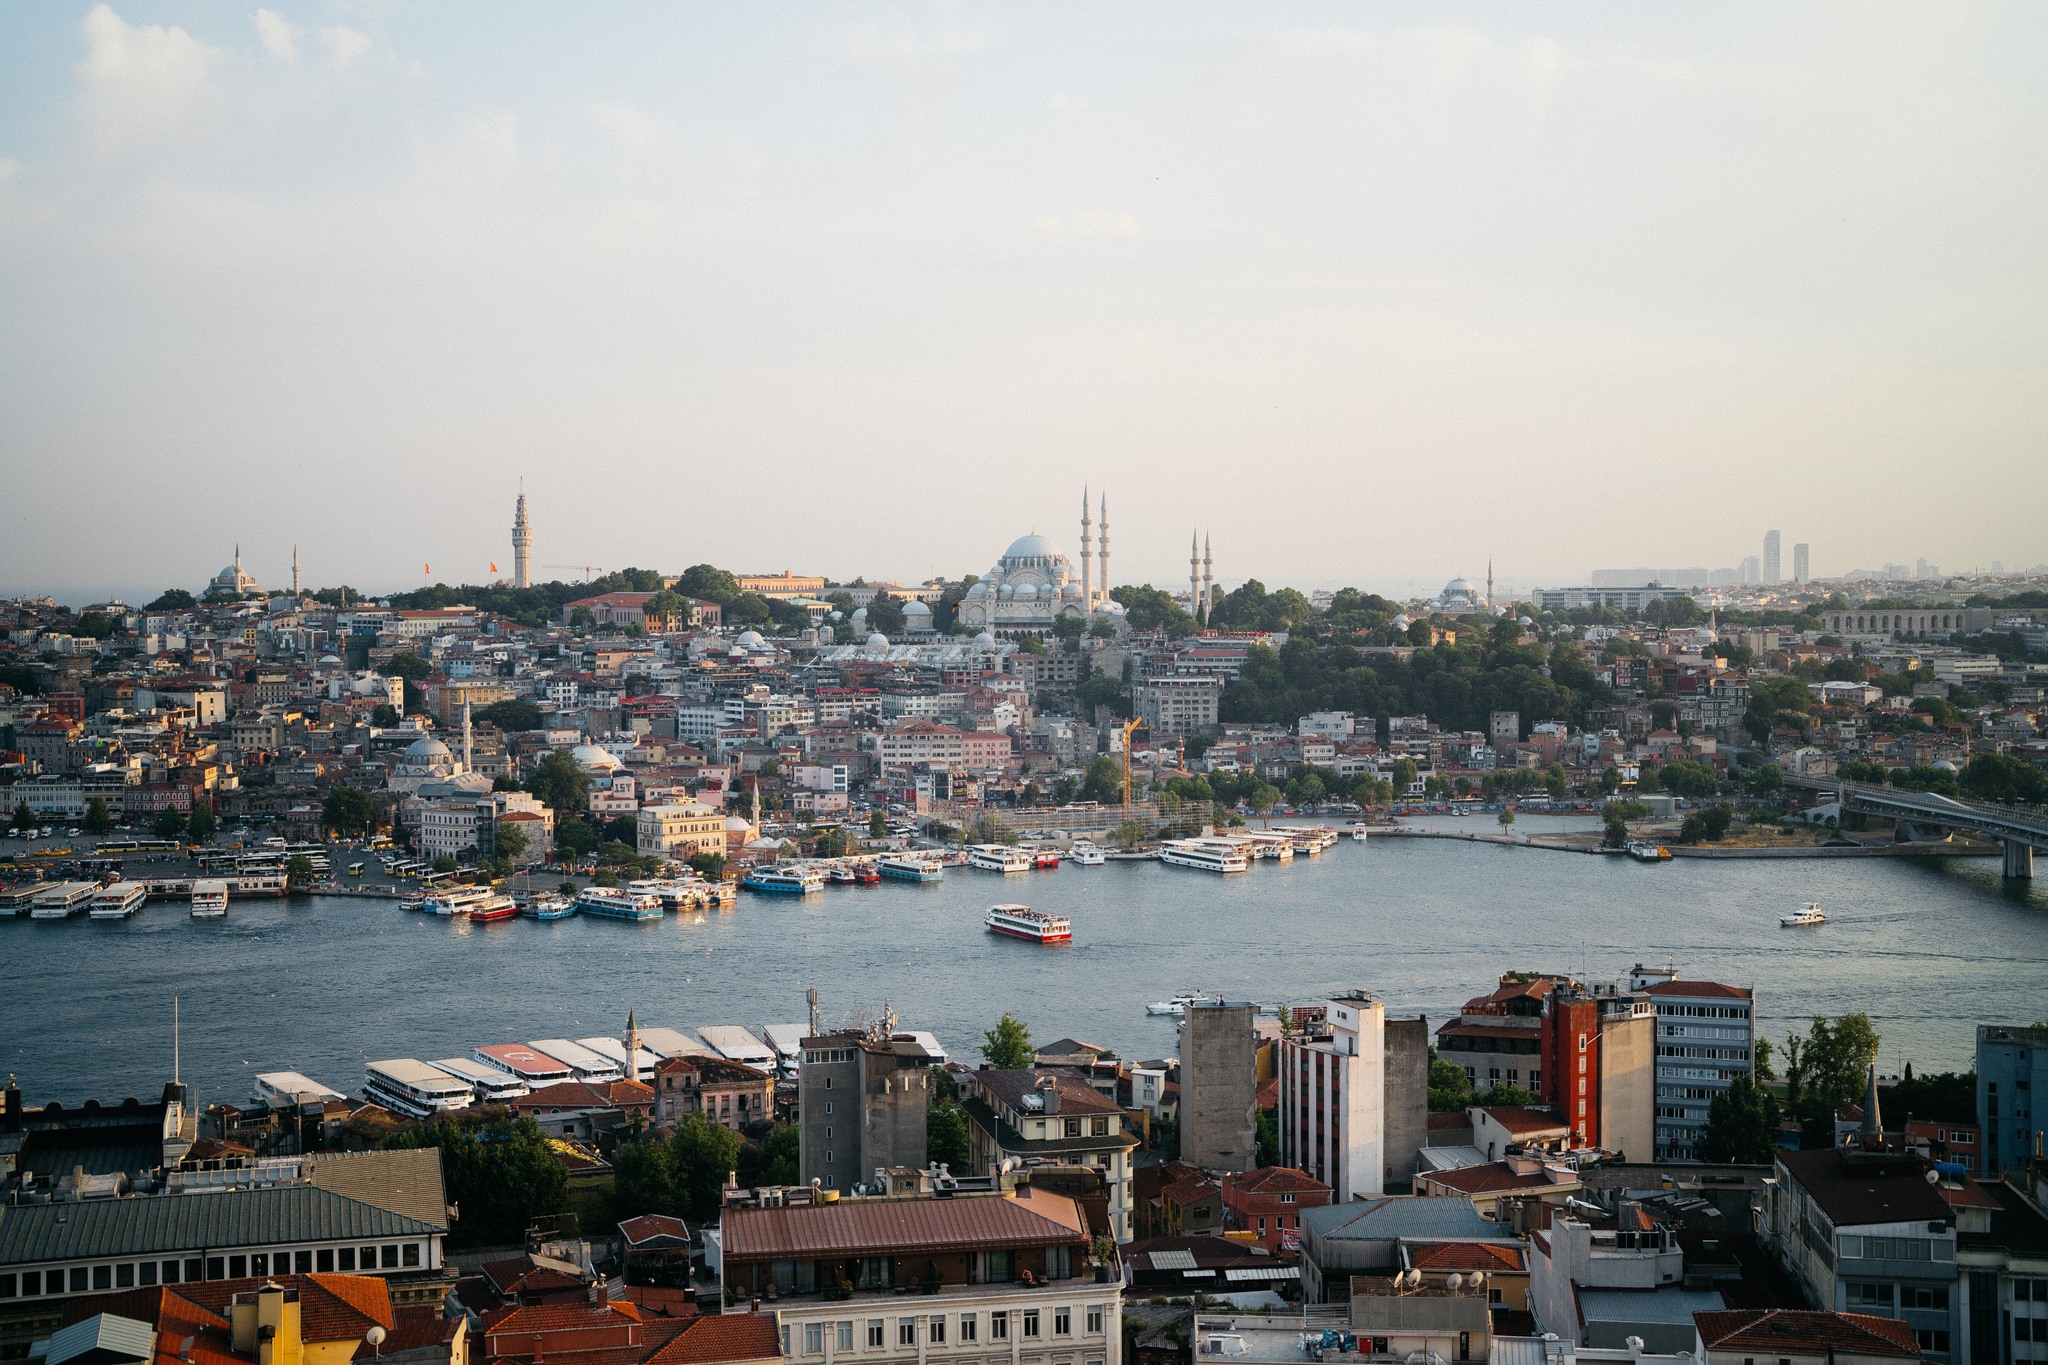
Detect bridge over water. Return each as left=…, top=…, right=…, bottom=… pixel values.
left=1787, top=775, right=2047, bottom=878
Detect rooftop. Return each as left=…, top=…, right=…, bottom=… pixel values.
left=721, top=1187, right=1086, bottom=1262
left=1775, top=1148, right=1951, bottom=1228
left=1693, top=1309, right=1919, bottom=1359
left=1302, top=1195, right=1502, bottom=1245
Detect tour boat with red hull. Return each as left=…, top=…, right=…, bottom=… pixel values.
left=984, top=904, right=1071, bottom=944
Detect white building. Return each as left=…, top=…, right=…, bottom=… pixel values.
left=1627, top=963, right=1756, bottom=1161
left=955, top=494, right=1128, bottom=638
left=1279, top=990, right=1385, bottom=1202
left=636, top=802, right=727, bottom=860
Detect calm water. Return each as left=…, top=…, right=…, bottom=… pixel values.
left=5, top=827, right=2046, bottom=1107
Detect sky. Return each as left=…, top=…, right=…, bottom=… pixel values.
left=0, top=3, right=2044, bottom=604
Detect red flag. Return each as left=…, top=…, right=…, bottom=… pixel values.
left=490, top=562, right=499, bottom=574
left=424, top=563, right=431, bottom=575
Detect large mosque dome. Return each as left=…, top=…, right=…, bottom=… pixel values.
left=1001, top=533, right=1059, bottom=564
left=405, top=736, right=453, bottom=762
left=569, top=743, right=622, bottom=772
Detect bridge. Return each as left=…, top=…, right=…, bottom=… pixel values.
left=1786, top=776, right=2048, bottom=879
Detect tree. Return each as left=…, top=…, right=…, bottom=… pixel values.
left=668, top=1114, right=744, bottom=1221
left=1475, top=1083, right=1534, bottom=1107
left=1428, top=1057, right=1473, bottom=1112
left=186, top=805, right=218, bottom=843
left=1255, top=1106, right=1279, bottom=1167
left=982, top=1012, right=1034, bottom=1069
left=1247, top=782, right=1279, bottom=827
left=674, top=564, right=743, bottom=604
left=385, top=1114, right=566, bottom=1247
left=145, top=588, right=196, bottom=612
left=493, top=822, right=529, bottom=868
left=686, top=850, right=726, bottom=878
left=1602, top=798, right=1649, bottom=848
left=611, top=1133, right=679, bottom=1220
left=476, top=699, right=544, bottom=732
left=285, top=854, right=317, bottom=889
left=371, top=703, right=401, bottom=728
left=1883, top=1069, right=1977, bottom=1125
left=153, top=806, right=186, bottom=841
left=13, top=800, right=35, bottom=834
left=927, top=1099, right=969, bottom=1171
left=757, top=1125, right=800, bottom=1186
left=869, top=810, right=888, bottom=839
left=1497, top=807, right=1516, bottom=832
left=1960, top=753, right=2048, bottom=805
left=83, top=798, right=113, bottom=835
left=322, top=785, right=377, bottom=837
left=1079, top=755, right=1123, bottom=805
left=1108, top=819, right=1146, bottom=850
left=528, top=749, right=592, bottom=816
left=1695, top=1075, right=1782, bottom=1164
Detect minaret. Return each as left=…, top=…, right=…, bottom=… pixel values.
left=461, top=700, right=473, bottom=775
left=1487, top=559, right=1494, bottom=611
left=292, top=545, right=300, bottom=597
left=1189, top=532, right=1201, bottom=621
left=1079, top=488, right=1093, bottom=610
left=626, top=1010, right=642, bottom=1083
left=1097, top=492, right=1110, bottom=600
left=512, top=483, right=533, bottom=589
left=1202, top=533, right=1213, bottom=623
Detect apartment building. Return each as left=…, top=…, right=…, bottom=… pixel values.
left=1627, top=964, right=1755, bottom=1161
left=1132, top=674, right=1223, bottom=737
left=957, top=1071, right=1139, bottom=1241
left=1540, top=984, right=1656, bottom=1159
left=1435, top=975, right=1563, bottom=1099
left=1279, top=991, right=1385, bottom=1202
left=635, top=801, right=726, bottom=860
left=1977, top=1023, right=2048, bottom=1177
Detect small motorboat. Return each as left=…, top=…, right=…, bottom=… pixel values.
left=1145, top=991, right=1215, bottom=1017
left=1781, top=903, right=1827, bottom=927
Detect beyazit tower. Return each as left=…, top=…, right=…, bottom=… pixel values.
left=511, top=483, right=533, bottom=588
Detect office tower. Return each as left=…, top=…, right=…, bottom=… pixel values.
left=1740, top=556, right=1761, bottom=585
left=1763, top=530, right=1781, bottom=585
left=1793, top=543, right=1809, bottom=583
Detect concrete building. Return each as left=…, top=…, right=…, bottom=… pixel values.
left=1764, top=531, right=1782, bottom=586
left=1279, top=990, right=1385, bottom=1202
left=957, top=1070, right=1140, bottom=1240
left=1627, top=963, right=1755, bottom=1161
left=796, top=1031, right=939, bottom=1193
left=1794, top=542, right=1810, bottom=583
left=1181, top=1002, right=1258, bottom=1173
left=635, top=801, right=726, bottom=860
left=1436, top=975, right=1563, bottom=1100
left=1132, top=674, right=1223, bottom=738
left=1541, top=984, right=1656, bottom=1159
left=1383, top=1018, right=1430, bottom=1190
left=1977, top=1023, right=2048, bottom=1176
left=1531, top=585, right=1691, bottom=614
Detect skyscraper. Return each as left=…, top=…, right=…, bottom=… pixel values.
left=1763, top=530, right=1781, bottom=585
left=1741, top=555, right=1761, bottom=584
left=1793, top=542, right=1809, bottom=583
left=511, top=485, right=532, bottom=589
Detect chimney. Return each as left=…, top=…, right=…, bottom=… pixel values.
left=3, top=1076, right=20, bottom=1134
left=1860, top=1065, right=1883, bottom=1146
left=1036, top=1075, right=1060, bottom=1115
left=255, top=1282, right=301, bottom=1365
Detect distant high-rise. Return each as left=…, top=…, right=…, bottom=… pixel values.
left=1916, top=557, right=1931, bottom=579
left=1763, top=530, right=1781, bottom=585
left=1740, top=555, right=1761, bottom=585
left=1793, top=543, right=1810, bottom=583
left=511, top=485, right=532, bottom=589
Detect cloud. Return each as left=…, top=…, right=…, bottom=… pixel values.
left=0, top=158, right=20, bottom=184
left=839, top=16, right=994, bottom=62
left=1034, top=211, right=1141, bottom=239
left=76, top=4, right=219, bottom=149
left=252, top=9, right=299, bottom=61
left=318, top=25, right=372, bottom=70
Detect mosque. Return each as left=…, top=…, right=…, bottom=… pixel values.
left=205, top=545, right=263, bottom=599
left=954, top=490, right=1127, bottom=638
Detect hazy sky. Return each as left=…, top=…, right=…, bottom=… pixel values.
left=1, top=3, right=2044, bottom=602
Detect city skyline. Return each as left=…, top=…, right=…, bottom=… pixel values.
left=1, top=5, right=2045, bottom=596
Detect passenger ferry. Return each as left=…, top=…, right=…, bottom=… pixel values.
left=29, top=881, right=98, bottom=919
left=0, top=885, right=41, bottom=917
left=190, top=879, right=229, bottom=918
left=466, top=894, right=519, bottom=923
left=1242, top=832, right=1295, bottom=861
left=473, top=1043, right=573, bottom=1086
left=524, top=894, right=576, bottom=921
left=529, top=1038, right=624, bottom=1083
left=429, top=1056, right=531, bottom=1103
left=1066, top=843, right=1106, bottom=866
left=628, top=879, right=702, bottom=911
left=88, top=883, right=148, bottom=919
left=364, top=1058, right=476, bottom=1118
left=1031, top=849, right=1062, bottom=870
left=252, top=1071, right=346, bottom=1110
left=421, top=886, right=497, bottom=917
left=1158, top=838, right=1251, bottom=873
left=742, top=864, right=824, bottom=895
left=966, top=844, right=1033, bottom=873
left=1289, top=826, right=1341, bottom=854
left=575, top=886, right=663, bottom=921
left=877, top=855, right=944, bottom=883
left=984, top=904, right=1072, bottom=944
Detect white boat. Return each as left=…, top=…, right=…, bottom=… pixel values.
left=966, top=844, right=1032, bottom=873
left=1146, top=991, right=1215, bottom=1017
left=1242, top=832, right=1295, bottom=861
left=1625, top=841, right=1672, bottom=863
left=1781, top=903, right=1827, bottom=927
left=1290, top=826, right=1341, bottom=854
left=190, top=879, right=229, bottom=919
left=1158, top=838, right=1250, bottom=873
left=575, top=886, right=664, bottom=920
left=1066, top=844, right=1106, bottom=866
left=365, top=1058, right=476, bottom=1118
left=1350, top=824, right=1372, bottom=842
left=742, top=864, right=825, bottom=895
left=89, top=883, right=148, bottom=919
left=985, top=903, right=1071, bottom=944
left=252, top=1071, right=346, bottom=1110
left=429, top=1056, right=532, bottom=1103
left=877, top=855, right=944, bottom=882
left=696, top=1024, right=778, bottom=1069
left=474, top=1043, right=574, bottom=1086
left=421, top=886, right=496, bottom=917
left=528, top=1038, right=624, bottom=1083
left=29, top=881, right=98, bottom=919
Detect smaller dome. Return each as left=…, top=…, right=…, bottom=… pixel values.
left=318, top=654, right=342, bottom=665
left=865, top=632, right=890, bottom=649
left=569, top=743, right=622, bottom=772
left=973, top=630, right=996, bottom=646
left=903, top=600, right=931, bottom=617
left=405, top=737, right=453, bottom=760
left=1518, top=614, right=1534, bottom=626
left=735, top=629, right=766, bottom=647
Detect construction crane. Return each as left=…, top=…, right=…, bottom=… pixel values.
left=544, top=563, right=610, bottom=582
left=1119, top=716, right=1145, bottom=819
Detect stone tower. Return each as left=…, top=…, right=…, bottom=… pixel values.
left=511, top=484, right=533, bottom=589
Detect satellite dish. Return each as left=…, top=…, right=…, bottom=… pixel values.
left=1469, top=1272, right=1486, bottom=1287
left=1446, top=1273, right=1464, bottom=1290
left=365, top=1327, right=386, bottom=1358
left=1924, top=1169, right=1940, bottom=1185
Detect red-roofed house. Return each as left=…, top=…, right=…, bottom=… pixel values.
left=1220, top=1166, right=1332, bottom=1254
left=1693, top=1309, right=1919, bottom=1365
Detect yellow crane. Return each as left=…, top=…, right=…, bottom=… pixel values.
left=1119, top=716, right=1145, bottom=818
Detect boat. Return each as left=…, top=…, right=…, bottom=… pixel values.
left=628, top=878, right=706, bottom=911
left=473, top=1043, right=574, bottom=1086
left=1146, top=991, right=1215, bottom=1017
left=1781, top=903, right=1827, bottom=927
left=0, top=885, right=40, bottom=917
left=575, top=886, right=664, bottom=920
left=827, top=865, right=859, bottom=884
left=1625, top=841, right=1673, bottom=863
left=364, top=1058, right=475, bottom=1118
left=1066, top=844, right=1106, bottom=866
left=466, top=894, right=519, bottom=923
left=429, top=1056, right=532, bottom=1103
left=29, top=881, right=98, bottom=919
left=88, top=883, right=148, bottom=920
left=252, top=1071, right=346, bottom=1110
left=1243, top=832, right=1295, bottom=861
left=966, top=844, right=1033, bottom=873
left=984, top=903, right=1072, bottom=944
left=877, top=855, right=944, bottom=882
left=421, top=886, right=496, bottom=917
left=1158, top=838, right=1251, bottom=873
left=524, top=894, right=576, bottom=921
left=1290, top=826, right=1341, bottom=854
left=850, top=862, right=881, bottom=884
left=190, top=879, right=229, bottom=919
left=1349, top=824, right=1372, bottom=842
left=1032, top=850, right=1062, bottom=869
left=742, top=864, right=824, bottom=895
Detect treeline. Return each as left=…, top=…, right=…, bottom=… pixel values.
left=365, top=564, right=815, bottom=632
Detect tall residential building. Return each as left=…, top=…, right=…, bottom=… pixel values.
left=1181, top=1002, right=1257, bottom=1172
left=1740, top=555, right=1762, bottom=585
left=511, top=485, right=532, bottom=589
left=1763, top=530, right=1781, bottom=585
left=1977, top=1023, right=2048, bottom=1176
left=1793, top=542, right=1810, bottom=582
left=1539, top=983, right=1656, bottom=1159
left=1279, top=990, right=1384, bottom=1202
left=797, top=1031, right=938, bottom=1191
left=1627, top=963, right=1755, bottom=1160
left=956, top=1070, right=1139, bottom=1240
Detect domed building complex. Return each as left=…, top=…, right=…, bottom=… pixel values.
left=205, top=545, right=262, bottom=599
left=955, top=490, right=1126, bottom=638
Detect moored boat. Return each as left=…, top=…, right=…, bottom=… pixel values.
left=575, top=886, right=663, bottom=921
left=984, top=903, right=1071, bottom=944
left=966, top=844, right=1032, bottom=873
left=422, top=886, right=496, bottom=917
left=1159, top=838, right=1250, bottom=873
left=877, top=855, right=944, bottom=882
left=743, top=864, right=825, bottom=895
left=466, top=894, right=519, bottom=922
left=89, top=882, right=147, bottom=920
left=1146, top=991, right=1215, bottom=1017
left=1625, top=841, right=1673, bottom=863
left=190, top=879, right=229, bottom=919
left=1066, top=843, right=1106, bottom=866
left=524, top=894, right=576, bottom=921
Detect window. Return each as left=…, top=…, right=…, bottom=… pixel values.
left=1087, top=1306, right=1103, bottom=1334
left=316, top=1249, right=334, bottom=1273
left=339, top=1248, right=356, bottom=1271
left=960, top=1315, right=978, bottom=1343
left=868, top=1320, right=885, bottom=1349
left=139, top=1263, right=157, bottom=1287
left=1846, top=1283, right=1891, bottom=1307
left=929, top=1316, right=946, bottom=1344
left=992, top=1312, right=1010, bottom=1341
left=782, top=1326, right=792, bottom=1357
left=70, top=1267, right=89, bottom=1292
left=382, top=1245, right=399, bottom=1269
left=402, top=1243, right=420, bottom=1267
left=94, top=1266, right=113, bottom=1290
left=1092, top=1117, right=1109, bottom=1136
left=0, top=1274, right=13, bottom=1299
left=1024, top=1310, right=1041, bottom=1339
left=805, top=1323, right=824, bottom=1354
left=1280, top=1193, right=1296, bottom=1204
left=837, top=1322, right=853, bottom=1351
left=293, top=1252, right=311, bottom=1274
left=1902, top=1285, right=1949, bottom=1311
left=899, top=1318, right=918, bottom=1347
left=825, top=1126, right=833, bottom=1139
left=191, top=1258, right=208, bottom=1282
left=1065, top=1118, right=1082, bottom=1137
left=1258, top=1218, right=1267, bottom=1234
left=360, top=1247, right=375, bottom=1269
left=1055, top=1308, right=1071, bottom=1336
left=1913, top=1330, right=1949, bottom=1353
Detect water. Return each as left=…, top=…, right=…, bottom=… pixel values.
left=4, top=828, right=2045, bottom=1107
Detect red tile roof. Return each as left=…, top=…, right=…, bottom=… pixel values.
left=1225, top=1166, right=1330, bottom=1197
left=722, top=1189, right=1087, bottom=1261
left=1419, top=1164, right=1569, bottom=1196
left=619, top=1214, right=692, bottom=1246
left=1639, top=980, right=1752, bottom=1000
left=1407, top=1242, right=1527, bottom=1273
left=1694, top=1310, right=1918, bottom=1358
left=643, top=1313, right=782, bottom=1365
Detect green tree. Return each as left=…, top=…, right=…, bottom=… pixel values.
left=927, top=1099, right=970, bottom=1171
left=83, top=797, right=113, bottom=835
left=1108, top=819, right=1146, bottom=850
left=1079, top=755, right=1124, bottom=805
left=186, top=805, right=218, bottom=843
left=869, top=810, right=888, bottom=839
left=1247, top=782, right=1280, bottom=827
left=982, top=1012, right=1034, bottom=1069
left=153, top=806, right=186, bottom=841
left=1959, top=753, right=2048, bottom=805
left=1475, top=1083, right=1534, bottom=1107
left=493, top=822, right=529, bottom=868
left=13, top=800, right=35, bottom=834
left=370, top=703, right=401, bottom=728
left=668, top=1114, right=744, bottom=1221
left=686, top=850, right=726, bottom=878
left=1255, top=1106, right=1279, bottom=1167
left=1113, top=584, right=1196, bottom=636
left=322, top=785, right=377, bottom=837
left=528, top=749, right=592, bottom=815
left=611, top=1133, right=678, bottom=1219
left=1497, top=807, right=1516, bottom=832
left=285, top=854, right=317, bottom=889
left=386, top=1114, right=567, bottom=1247
left=674, top=564, right=743, bottom=604
left=757, top=1125, right=800, bottom=1186
left=1695, top=1075, right=1782, bottom=1164
left=476, top=699, right=544, bottom=732
left=145, top=588, right=196, bottom=611
left=1428, top=1056, right=1474, bottom=1112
